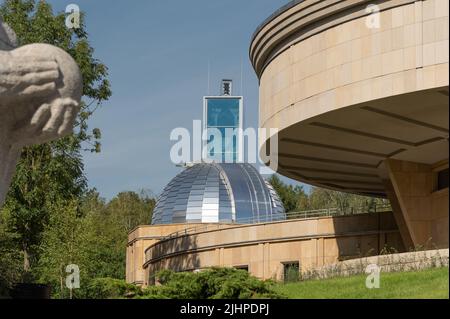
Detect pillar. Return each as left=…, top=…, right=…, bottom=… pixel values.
left=382, top=159, right=449, bottom=249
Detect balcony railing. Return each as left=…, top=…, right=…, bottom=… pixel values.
left=159, top=204, right=392, bottom=241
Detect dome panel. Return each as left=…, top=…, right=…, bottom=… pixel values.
left=151, top=163, right=286, bottom=225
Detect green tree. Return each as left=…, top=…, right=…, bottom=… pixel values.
left=106, top=190, right=156, bottom=233
left=0, top=0, right=111, bottom=280
left=267, top=175, right=307, bottom=213
left=267, top=175, right=390, bottom=214
left=81, top=190, right=155, bottom=281
left=0, top=211, right=22, bottom=297
left=34, top=199, right=87, bottom=299
left=35, top=190, right=155, bottom=298
left=306, top=187, right=389, bottom=213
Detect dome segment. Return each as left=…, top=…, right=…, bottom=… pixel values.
left=151, top=163, right=285, bottom=225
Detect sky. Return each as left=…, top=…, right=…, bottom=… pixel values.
left=39, top=0, right=305, bottom=200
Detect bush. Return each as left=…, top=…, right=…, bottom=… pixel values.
left=139, top=268, right=285, bottom=299
left=82, top=268, right=285, bottom=299
left=85, top=278, right=141, bottom=299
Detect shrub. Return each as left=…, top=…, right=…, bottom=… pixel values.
left=85, top=278, right=141, bottom=299
left=139, top=268, right=285, bottom=299
left=83, top=268, right=285, bottom=299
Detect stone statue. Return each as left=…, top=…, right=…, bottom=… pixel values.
left=0, top=17, right=83, bottom=205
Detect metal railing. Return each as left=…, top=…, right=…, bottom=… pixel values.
left=160, top=204, right=392, bottom=241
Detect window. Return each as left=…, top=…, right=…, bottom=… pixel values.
left=283, top=262, right=300, bottom=283
left=234, top=265, right=249, bottom=272
left=437, top=168, right=449, bottom=191
left=204, top=97, right=242, bottom=163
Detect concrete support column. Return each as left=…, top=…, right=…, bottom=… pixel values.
left=383, top=178, right=416, bottom=249
left=382, top=159, right=449, bottom=249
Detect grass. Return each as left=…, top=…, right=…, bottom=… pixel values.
left=273, top=267, right=449, bottom=299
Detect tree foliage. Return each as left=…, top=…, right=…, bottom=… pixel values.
left=0, top=213, right=22, bottom=296
left=268, top=175, right=389, bottom=214
left=305, top=187, right=388, bottom=212
left=267, top=175, right=307, bottom=213
left=0, top=0, right=111, bottom=280
left=34, top=190, right=154, bottom=299
left=85, top=278, right=141, bottom=299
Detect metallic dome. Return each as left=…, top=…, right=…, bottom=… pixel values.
left=151, top=163, right=285, bottom=225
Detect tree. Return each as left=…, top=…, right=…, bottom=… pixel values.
left=267, top=175, right=390, bottom=214
left=106, top=191, right=156, bottom=233
left=0, top=210, right=22, bottom=296
left=81, top=190, right=155, bottom=281
left=307, top=187, right=388, bottom=213
left=0, top=0, right=111, bottom=280
left=267, top=175, right=307, bottom=213
left=35, top=190, right=155, bottom=298
left=34, top=199, right=86, bottom=299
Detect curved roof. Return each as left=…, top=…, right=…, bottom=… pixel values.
left=151, top=163, right=285, bottom=225
left=251, top=0, right=305, bottom=42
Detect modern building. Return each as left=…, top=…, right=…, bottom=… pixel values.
left=126, top=0, right=448, bottom=286
left=249, top=0, right=449, bottom=250
left=126, top=79, right=403, bottom=286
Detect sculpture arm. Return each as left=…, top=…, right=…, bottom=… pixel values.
left=1, top=19, right=83, bottom=207
left=0, top=52, right=59, bottom=102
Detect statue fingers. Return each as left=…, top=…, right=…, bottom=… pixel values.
left=58, top=99, right=79, bottom=136
left=30, top=103, right=52, bottom=131
left=0, top=71, right=59, bottom=94
left=18, top=82, right=56, bottom=98
left=10, top=56, right=57, bottom=63
left=0, top=74, right=20, bottom=87
left=41, top=100, right=66, bottom=136
left=20, top=70, right=59, bottom=85
left=5, top=60, right=58, bottom=75
left=10, top=103, right=51, bottom=145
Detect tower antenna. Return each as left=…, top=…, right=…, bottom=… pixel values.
left=207, top=59, right=211, bottom=95
left=240, top=56, right=244, bottom=96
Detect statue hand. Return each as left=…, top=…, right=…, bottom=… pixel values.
left=0, top=54, right=59, bottom=102
left=11, top=97, right=80, bottom=147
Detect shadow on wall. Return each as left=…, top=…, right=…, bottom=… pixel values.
left=147, top=233, right=200, bottom=285
left=332, top=212, right=405, bottom=263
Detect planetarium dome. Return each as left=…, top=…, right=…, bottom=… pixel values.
left=151, top=163, right=286, bottom=225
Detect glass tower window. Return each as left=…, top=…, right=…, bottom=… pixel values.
left=205, top=97, right=242, bottom=163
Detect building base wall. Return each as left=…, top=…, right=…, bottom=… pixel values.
left=127, top=212, right=406, bottom=286
left=126, top=223, right=223, bottom=285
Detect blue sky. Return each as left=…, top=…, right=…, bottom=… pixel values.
left=41, top=0, right=305, bottom=199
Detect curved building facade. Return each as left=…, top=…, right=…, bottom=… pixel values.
left=126, top=0, right=448, bottom=286
left=151, top=163, right=285, bottom=225
left=250, top=0, right=449, bottom=249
